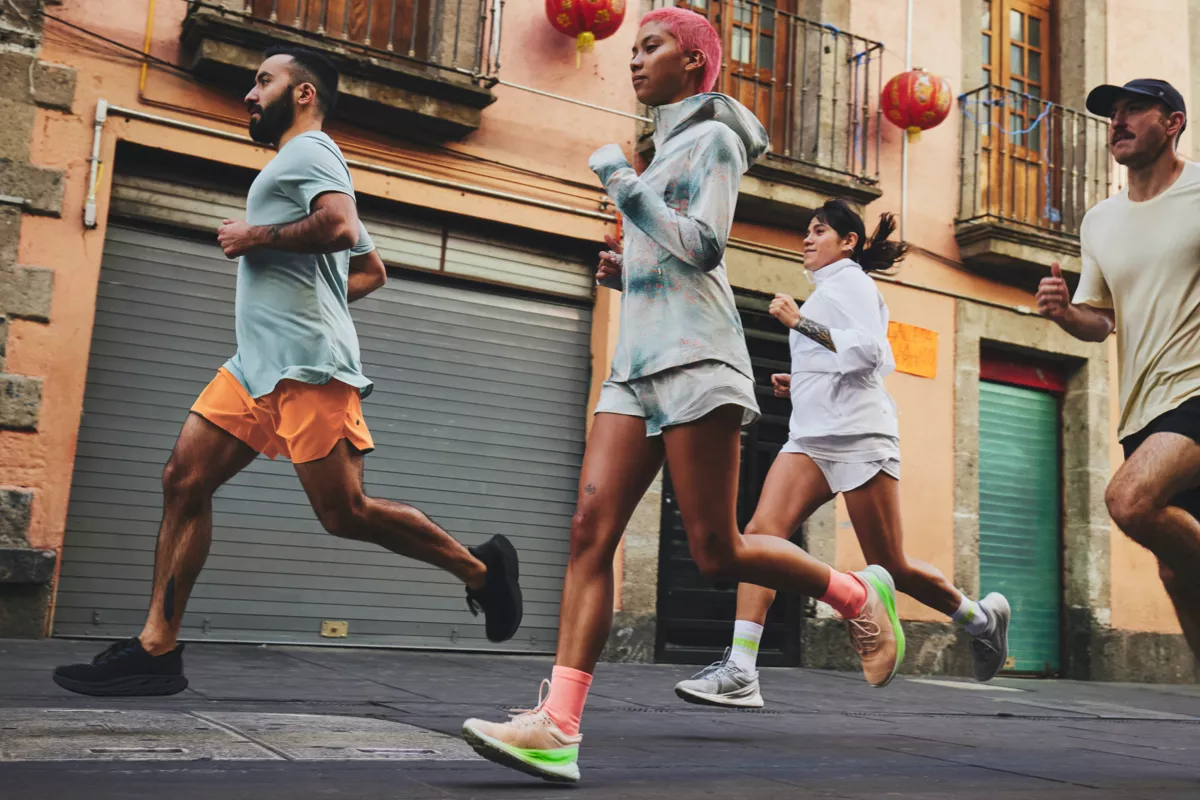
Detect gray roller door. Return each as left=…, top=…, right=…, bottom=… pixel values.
left=53, top=224, right=590, bottom=652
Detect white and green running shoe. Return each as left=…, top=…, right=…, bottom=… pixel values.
left=674, top=648, right=764, bottom=708
left=971, top=592, right=1011, bottom=681
left=846, top=565, right=906, bottom=687
left=462, top=681, right=582, bottom=783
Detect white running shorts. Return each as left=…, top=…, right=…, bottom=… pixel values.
left=595, top=360, right=760, bottom=437
left=779, top=446, right=901, bottom=494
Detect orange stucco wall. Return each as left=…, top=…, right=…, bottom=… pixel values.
left=832, top=283, right=958, bottom=623
left=3, top=0, right=1190, bottom=641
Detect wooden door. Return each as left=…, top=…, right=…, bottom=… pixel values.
left=677, top=1, right=793, bottom=150
left=979, top=0, right=1054, bottom=226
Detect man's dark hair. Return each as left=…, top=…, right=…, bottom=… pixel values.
left=264, top=46, right=339, bottom=117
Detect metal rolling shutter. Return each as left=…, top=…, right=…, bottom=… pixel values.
left=53, top=224, right=590, bottom=651
left=978, top=380, right=1062, bottom=674
left=108, top=173, right=594, bottom=300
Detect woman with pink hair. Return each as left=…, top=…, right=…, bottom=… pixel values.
left=462, top=8, right=905, bottom=782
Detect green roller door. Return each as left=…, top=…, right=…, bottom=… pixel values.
left=978, top=381, right=1061, bottom=674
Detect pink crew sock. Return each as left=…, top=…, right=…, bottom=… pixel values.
left=543, top=665, right=593, bottom=736
left=820, top=569, right=868, bottom=618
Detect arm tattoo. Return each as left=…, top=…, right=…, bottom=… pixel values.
left=254, top=200, right=354, bottom=253
left=793, top=316, right=838, bottom=353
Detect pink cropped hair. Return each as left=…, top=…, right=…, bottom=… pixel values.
left=640, top=7, right=723, bottom=94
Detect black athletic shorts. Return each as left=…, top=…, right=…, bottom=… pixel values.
left=1120, top=395, right=1200, bottom=519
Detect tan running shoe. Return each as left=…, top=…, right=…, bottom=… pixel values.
left=462, top=680, right=582, bottom=783
left=844, top=565, right=906, bottom=687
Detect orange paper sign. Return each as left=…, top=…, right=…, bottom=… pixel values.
left=887, top=321, right=938, bottom=379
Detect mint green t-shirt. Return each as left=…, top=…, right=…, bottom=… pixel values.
left=225, top=131, right=374, bottom=399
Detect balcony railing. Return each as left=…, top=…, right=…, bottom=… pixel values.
left=652, top=1, right=883, bottom=184
left=194, top=0, right=501, bottom=79
left=957, top=84, right=1124, bottom=238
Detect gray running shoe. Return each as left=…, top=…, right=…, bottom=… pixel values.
left=674, top=648, right=763, bottom=708
left=971, top=592, right=1012, bottom=682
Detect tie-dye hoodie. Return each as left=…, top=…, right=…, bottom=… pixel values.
left=589, top=93, right=768, bottom=382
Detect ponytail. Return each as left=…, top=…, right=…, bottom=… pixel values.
left=812, top=199, right=908, bottom=274
left=858, top=212, right=908, bottom=274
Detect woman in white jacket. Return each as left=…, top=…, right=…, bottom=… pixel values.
left=674, top=200, right=1011, bottom=710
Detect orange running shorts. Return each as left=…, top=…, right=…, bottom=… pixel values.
left=190, top=367, right=374, bottom=464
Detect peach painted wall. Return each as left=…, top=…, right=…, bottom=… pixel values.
left=1106, top=0, right=1193, bottom=157
left=8, top=0, right=1191, bottom=640
left=832, top=283, right=958, bottom=623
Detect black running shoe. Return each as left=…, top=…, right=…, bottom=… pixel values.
left=52, top=637, right=188, bottom=697
left=466, top=534, right=524, bottom=642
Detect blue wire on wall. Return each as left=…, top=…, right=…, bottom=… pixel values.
left=959, top=91, right=1062, bottom=224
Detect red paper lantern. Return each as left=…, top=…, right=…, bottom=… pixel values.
left=882, top=68, right=953, bottom=142
left=546, top=0, right=627, bottom=66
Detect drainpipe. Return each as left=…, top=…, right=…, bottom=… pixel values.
left=490, top=0, right=503, bottom=76
left=901, top=0, right=913, bottom=242
left=84, top=100, right=108, bottom=229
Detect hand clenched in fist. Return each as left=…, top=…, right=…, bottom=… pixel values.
left=596, top=234, right=623, bottom=286
left=769, top=294, right=802, bottom=329
left=1036, top=262, right=1071, bottom=322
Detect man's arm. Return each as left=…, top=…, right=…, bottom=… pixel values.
left=348, top=249, right=387, bottom=302
left=1052, top=304, right=1115, bottom=342
left=218, top=192, right=359, bottom=258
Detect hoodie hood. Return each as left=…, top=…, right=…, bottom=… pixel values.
left=651, top=93, right=769, bottom=171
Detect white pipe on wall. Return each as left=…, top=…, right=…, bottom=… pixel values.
left=901, top=0, right=913, bottom=242
left=84, top=100, right=109, bottom=229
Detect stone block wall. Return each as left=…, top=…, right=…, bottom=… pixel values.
left=0, top=0, right=76, bottom=637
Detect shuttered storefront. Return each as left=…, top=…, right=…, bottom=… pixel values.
left=978, top=379, right=1062, bottom=674
left=53, top=211, right=592, bottom=651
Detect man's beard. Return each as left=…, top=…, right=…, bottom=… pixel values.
left=248, top=91, right=295, bottom=146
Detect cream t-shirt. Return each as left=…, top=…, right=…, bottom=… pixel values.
left=1074, top=160, right=1200, bottom=440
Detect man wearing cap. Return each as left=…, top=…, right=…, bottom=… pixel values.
left=1036, top=78, right=1200, bottom=661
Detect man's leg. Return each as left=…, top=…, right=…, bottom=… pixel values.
left=293, top=440, right=487, bottom=587
left=140, top=414, right=259, bottom=653
left=674, top=453, right=832, bottom=708
left=294, top=439, right=533, bottom=643
left=53, top=413, right=257, bottom=696
left=1157, top=561, right=1200, bottom=660
left=1106, top=431, right=1200, bottom=660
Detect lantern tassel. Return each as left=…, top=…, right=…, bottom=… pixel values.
left=906, top=127, right=922, bottom=143
left=576, top=31, right=595, bottom=69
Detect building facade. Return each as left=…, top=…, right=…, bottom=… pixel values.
left=0, top=0, right=1198, bottom=682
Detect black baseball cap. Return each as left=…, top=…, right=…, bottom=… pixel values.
left=1086, top=79, right=1187, bottom=132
